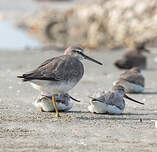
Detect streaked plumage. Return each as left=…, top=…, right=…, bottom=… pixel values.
left=114, top=67, right=145, bottom=93
left=114, top=42, right=150, bottom=69
left=88, top=85, right=144, bottom=114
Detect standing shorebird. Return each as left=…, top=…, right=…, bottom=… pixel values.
left=114, top=67, right=145, bottom=93
left=34, top=93, right=80, bottom=112
left=114, top=42, right=150, bottom=69
left=17, top=46, right=102, bottom=117
left=88, top=85, right=144, bottom=114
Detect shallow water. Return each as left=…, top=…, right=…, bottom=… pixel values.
left=0, top=20, right=41, bottom=50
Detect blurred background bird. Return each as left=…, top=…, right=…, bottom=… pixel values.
left=114, top=42, right=150, bottom=69
left=113, top=67, right=145, bottom=93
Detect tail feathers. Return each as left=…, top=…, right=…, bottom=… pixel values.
left=17, top=74, right=32, bottom=81
left=17, top=75, right=24, bottom=78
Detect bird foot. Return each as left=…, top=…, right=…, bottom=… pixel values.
left=56, top=113, right=61, bottom=118
left=56, top=113, right=69, bottom=118
left=40, top=107, right=44, bottom=112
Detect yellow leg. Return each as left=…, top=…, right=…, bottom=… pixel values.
left=52, top=95, right=60, bottom=117
left=40, top=107, right=44, bottom=112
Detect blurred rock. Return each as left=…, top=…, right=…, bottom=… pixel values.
left=17, top=0, right=157, bottom=49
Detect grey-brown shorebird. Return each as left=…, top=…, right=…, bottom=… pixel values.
left=35, top=93, right=80, bottom=112
left=114, top=67, right=145, bottom=93
left=114, top=42, right=150, bottom=69
left=88, top=85, right=144, bottom=114
left=17, top=46, right=102, bottom=117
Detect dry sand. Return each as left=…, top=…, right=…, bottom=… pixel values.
left=0, top=48, right=157, bottom=152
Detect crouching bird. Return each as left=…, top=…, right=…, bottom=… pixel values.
left=35, top=93, right=80, bottom=112
left=114, top=67, right=145, bottom=93
left=88, top=85, right=144, bottom=114
left=114, top=42, right=150, bottom=69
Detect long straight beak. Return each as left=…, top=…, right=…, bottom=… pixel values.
left=124, top=94, right=144, bottom=105
left=80, top=52, right=103, bottom=65
left=88, top=96, right=104, bottom=103
left=69, top=95, right=80, bottom=102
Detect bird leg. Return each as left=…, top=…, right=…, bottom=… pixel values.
left=40, top=107, right=44, bottom=112
left=52, top=95, right=60, bottom=117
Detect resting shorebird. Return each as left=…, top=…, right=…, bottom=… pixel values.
left=35, top=93, right=80, bottom=112
left=114, top=42, right=150, bottom=69
left=114, top=67, right=145, bottom=93
left=17, top=46, right=102, bottom=117
left=88, top=85, right=144, bottom=114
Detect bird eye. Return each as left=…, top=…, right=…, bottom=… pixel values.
left=72, top=50, right=81, bottom=54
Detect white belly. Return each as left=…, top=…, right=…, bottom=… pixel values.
left=113, top=80, right=144, bottom=93
left=34, top=97, right=73, bottom=112
left=88, top=101, right=123, bottom=114
left=30, top=80, right=77, bottom=94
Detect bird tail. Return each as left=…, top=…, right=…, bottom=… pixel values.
left=17, top=75, right=24, bottom=78
left=17, top=75, right=30, bottom=81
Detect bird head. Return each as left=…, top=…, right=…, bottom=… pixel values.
left=111, top=85, right=126, bottom=96
left=112, top=85, right=144, bottom=105
left=64, top=46, right=103, bottom=65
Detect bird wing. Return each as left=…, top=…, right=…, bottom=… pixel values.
left=95, top=95, right=106, bottom=103
left=38, top=57, right=56, bottom=68
left=124, top=52, right=146, bottom=65
left=18, top=55, right=84, bottom=81
left=114, top=58, right=133, bottom=69
left=120, top=71, right=144, bottom=86
left=105, top=92, right=125, bottom=110
left=114, top=51, right=146, bottom=69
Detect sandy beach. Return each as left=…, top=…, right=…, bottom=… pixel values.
left=0, top=48, right=157, bottom=151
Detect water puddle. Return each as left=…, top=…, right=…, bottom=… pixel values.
left=0, top=20, right=42, bottom=51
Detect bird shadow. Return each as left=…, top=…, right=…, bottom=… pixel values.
left=141, top=91, right=157, bottom=95
left=41, top=110, right=156, bottom=121
left=64, top=110, right=91, bottom=114
left=128, top=91, right=157, bottom=95
left=122, top=112, right=156, bottom=117
left=75, top=112, right=157, bottom=121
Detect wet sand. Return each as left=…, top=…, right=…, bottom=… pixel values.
left=0, top=49, right=157, bottom=152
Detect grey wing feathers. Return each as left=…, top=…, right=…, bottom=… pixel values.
left=17, top=56, right=84, bottom=82
left=38, top=57, right=56, bottom=68
left=120, top=71, right=144, bottom=86
left=17, top=57, right=58, bottom=81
